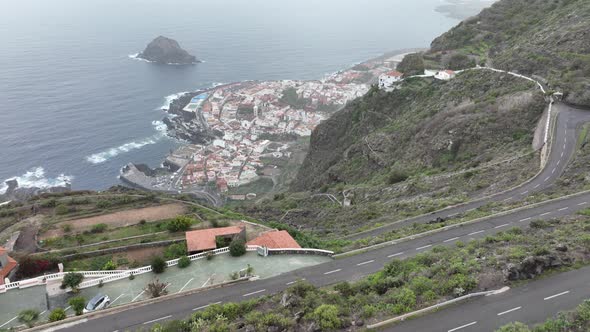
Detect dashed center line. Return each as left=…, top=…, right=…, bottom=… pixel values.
left=444, top=237, right=460, bottom=243
left=519, top=217, right=531, bottom=222
left=544, top=291, right=569, bottom=300
left=540, top=212, right=551, bottom=216
left=561, top=151, right=564, bottom=157
left=534, top=184, right=540, bottom=189
left=357, top=260, right=375, bottom=266
left=558, top=207, right=569, bottom=211
left=578, top=202, right=588, bottom=206
left=324, top=269, right=342, bottom=275
left=521, top=191, right=529, bottom=195
left=544, top=176, right=550, bottom=182
left=448, top=321, right=477, bottom=332
left=192, top=301, right=222, bottom=311
left=468, top=230, right=485, bottom=236
left=416, top=244, right=432, bottom=250
left=388, top=252, right=404, bottom=258
left=497, top=306, right=522, bottom=316
left=494, top=223, right=510, bottom=229
left=286, top=278, right=305, bottom=286
left=243, top=289, right=266, bottom=297
left=142, top=315, right=172, bottom=325
left=557, top=160, right=561, bottom=166
left=448, top=213, right=458, bottom=218
left=552, top=168, right=556, bottom=174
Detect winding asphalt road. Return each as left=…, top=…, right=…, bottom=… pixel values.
left=49, top=102, right=590, bottom=332
left=346, top=102, right=590, bottom=241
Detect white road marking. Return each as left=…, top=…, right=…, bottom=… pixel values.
left=142, top=315, right=172, bottom=325
left=540, top=212, right=551, bottom=216
left=466, top=208, right=476, bottom=212
left=565, top=137, right=567, bottom=143
left=286, top=278, right=306, bottom=286
left=416, top=244, right=432, bottom=250
left=162, top=283, right=171, bottom=291
left=388, top=252, right=404, bottom=258
left=178, top=278, right=194, bottom=293
left=448, top=213, right=458, bottom=218
left=557, top=160, right=561, bottom=166
left=503, top=197, right=513, bottom=202
left=558, top=207, right=569, bottom=211
left=192, top=301, right=222, bottom=311
left=111, top=293, right=125, bottom=305
left=534, top=184, right=540, bottom=189
left=202, top=275, right=213, bottom=287
left=494, top=223, right=510, bottom=229
left=544, top=291, right=570, bottom=300
left=65, top=306, right=71, bottom=311
left=519, top=217, right=531, bottom=222
left=444, top=237, right=460, bottom=243
left=448, top=321, right=477, bottom=332
left=324, top=269, right=342, bottom=275
left=0, top=316, right=18, bottom=328
left=468, top=230, right=485, bottom=236
left=132, top=290, right=145, bottom=302
left=552, top=168, right=556, bottom=174
left=521, top=191, right=528, bottom=195
left=544, top=176, right=550, bottom=182
left=497, top=306, right=522, bottom=316
left=578, top=202, right=588, bottom=206
left=564, top=143, right=566, bottom=149
left=356, top=260, right=375, bottom=266
left=561, top=151, right=564, bottom=157
left=243, top=289, right=266, bottom=297
left=40, top=310, right=47, bottom=315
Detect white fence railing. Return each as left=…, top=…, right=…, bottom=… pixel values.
left=0, top=270, right=129, bottom=293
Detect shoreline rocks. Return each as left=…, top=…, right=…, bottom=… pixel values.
left=137, top=36, right=199, bottom=65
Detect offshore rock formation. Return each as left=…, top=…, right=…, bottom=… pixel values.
left=137, top=36, right=199, bottom=65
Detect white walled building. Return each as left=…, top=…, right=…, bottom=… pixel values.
left=378, top=70, right=403, bottom=89
left=435, top=70, right=456, bottom=80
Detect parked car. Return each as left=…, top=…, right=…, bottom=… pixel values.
left=83, top=293, right=110, bottom=313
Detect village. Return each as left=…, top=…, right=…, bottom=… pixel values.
left=121, top=52, right=459, bottom=201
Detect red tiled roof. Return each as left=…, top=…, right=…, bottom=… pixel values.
left=0, top=247, right=17, bottom=285
left=185, top=226, right=244, bottom=252
left=247, top=230, right=301, bottom=249
left=386, top=70, right=403, bottom=77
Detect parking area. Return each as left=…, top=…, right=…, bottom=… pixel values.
left=0, top=253, right=330, bottom=329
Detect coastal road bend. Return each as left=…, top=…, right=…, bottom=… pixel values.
left=55, top=188, right=590, bottom=332
left=384, top=264, right=590, bottom=332
left=345, top=102, right=590, bottom=241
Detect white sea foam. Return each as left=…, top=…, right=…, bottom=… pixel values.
left=85, top=134, right=166, bottom=164
left=128, top=53, right=154, bottom=63
left=152, top=120, right=168, bottom=134
left=160, top=92, right=189, bottom=110
left=0, top=167, right=73, bottom=194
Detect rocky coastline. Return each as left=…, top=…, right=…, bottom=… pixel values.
left=137, top=36, right=200, bottom=65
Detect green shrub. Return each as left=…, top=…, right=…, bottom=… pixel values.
left=62, top=224, right=72, bottom=233
left=530, top=220, right=550, bottom=229
left=68, top=296, right=86, bottom=316
left=48, top=308, right=67, bottom=322
left=178, top=256, right=190, bottom=268
left=91, top=223, right=108, bottom=233
left=387, top=169, right=409, bottom=185
left=151, top=256, right=167, bottom=274
left=313, top=304, right=341, bottom=330
left=60, top=272, right=84, bottom=291
left=495, top=322, right=531, bottom=331
left=54, top=204, right=69, bottom=215
left=164, top=243, right=187, bottom=259
left=409, top=276, right=433, bottom=295
left=229, top=239, right=246, bottom=257
left=102, top=260, right=117, bottom=270
left=167, top=216, right=193, bottom=232
left=18, top=309, right=40, bottom=327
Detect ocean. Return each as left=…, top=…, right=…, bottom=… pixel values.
left=0, top=0, right=491, bottom=192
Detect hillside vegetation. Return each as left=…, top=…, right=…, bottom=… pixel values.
left=429, top=0, right=590, bottom=106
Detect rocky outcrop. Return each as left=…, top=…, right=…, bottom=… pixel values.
left=137, top=36, right=199, bottom=65
left=0, top=179, right=70, bottom=202
left=503, top=254, right=572, bottom=281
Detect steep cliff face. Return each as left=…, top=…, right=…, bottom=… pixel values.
left=293, top=70, right=545, bottom=191
left=429, top=0, right=590, bottom=106
left=138, top=36, right=199, bottom=65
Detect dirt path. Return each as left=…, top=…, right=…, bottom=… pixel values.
left=13, top=215, right=43, bottom=253
left=41, top=203, right=187, bottom=239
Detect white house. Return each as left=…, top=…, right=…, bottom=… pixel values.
left=378, top=70, right=403, bottom=89
left=435, top=70, right=456, bottom=80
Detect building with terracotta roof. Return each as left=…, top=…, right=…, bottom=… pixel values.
left=0, top=247, right=17, bottom=285
left=247, top=230, right=300, bottom=249
left=378, top=70, right=404, bottom=89
left=435, top=69, right=456, bottom=80
left=185, top=226, right=245, bottom=253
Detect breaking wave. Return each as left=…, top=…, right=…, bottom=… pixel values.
left=160, top=92, right=189, bottom=110
left=0, top=167, right=73, bottom=194
left=85, top=133, right=166, bottom=164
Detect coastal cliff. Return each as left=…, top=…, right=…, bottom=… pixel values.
left=137, top=36, right=199, bottom=65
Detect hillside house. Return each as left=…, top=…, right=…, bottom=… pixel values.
left=0, top=247, right=17, bottom=285
left=435, top=70, right=456, bottom=80
left=378, top=70, right=403, bottom=89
